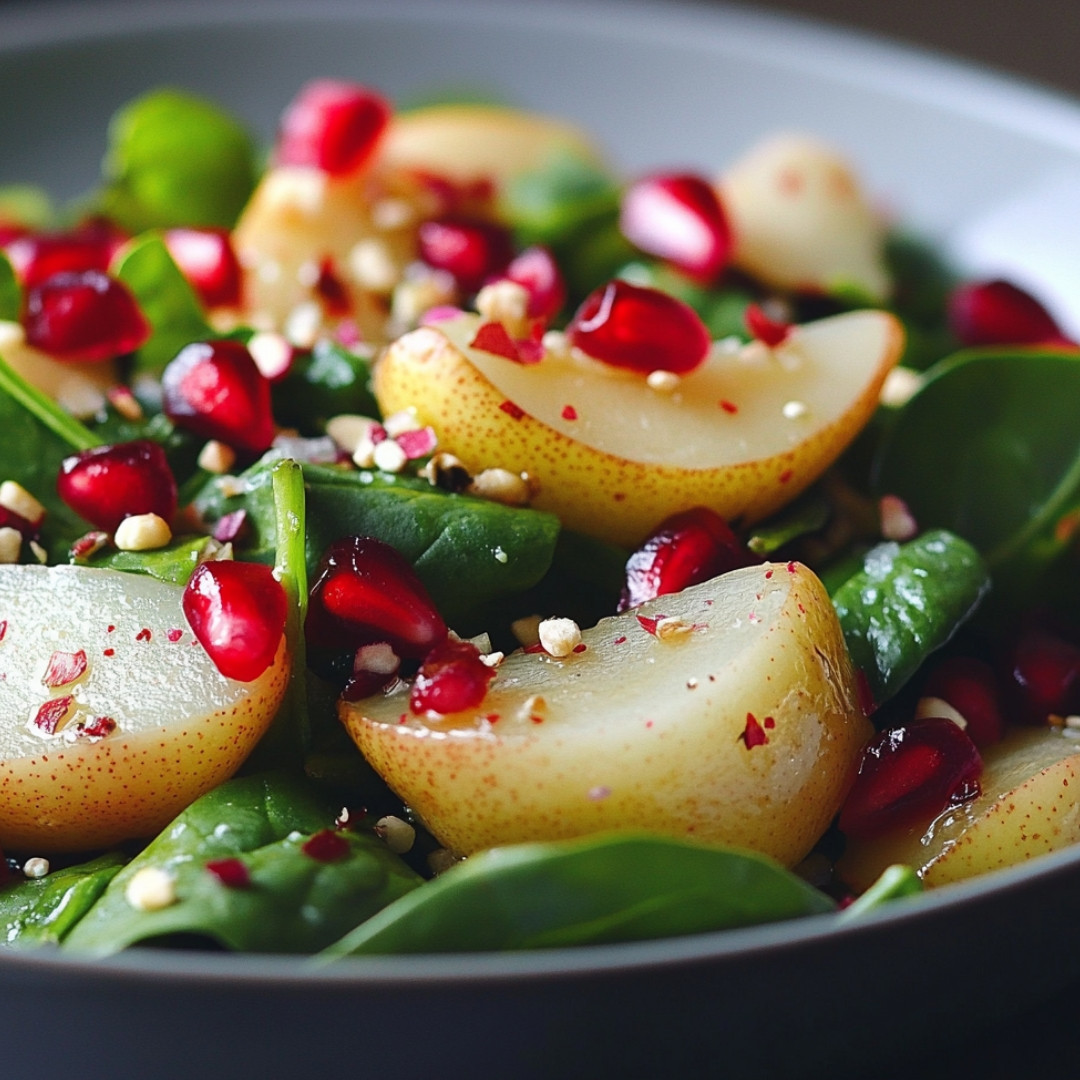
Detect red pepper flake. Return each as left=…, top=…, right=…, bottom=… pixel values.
left=302, top=829, right=350, bottom=862
left=764, top=569, right=773, bottom=579
left=103, top=648, right=115, bottom=657
left=572, top=642, right=587, bottom=654
left=740, top=712, right=769, bottom=749
left=498, top=399, right=525, bottom=420
left=484, top=712, right=501, bottom=724
left=32, top=695, right=74, bottom=735
left=745, top=302, right=793, bottom=347
left=561, top=404, right=578, bottom=421
left=786, top=561, right=797, bottom=573
left=636, top=614, right=667, bottom=636
left=80, top=715, right=116, bottom=739
left=529, top=714, right=544, bottom=724
left=613, top=635, right=627, bottom=645
left=645, top=719, right=654, bottom=728
left=779, top=468, right=793, bottom=484
left=719, top=399, right=739, bottom=414
left=472, top=321, right=522, bottom=362
left=107, top=625, right=116, bottom=633
left=135, top=628, right=152, bottom=642
left=396, top=426, right=438, bottom=459
left=764, top=716, right=776, bottom=729
left=42, top=649, right=88, bottom=688
left=205, top=857, right=251, bottom=888
left=167, top=629, right=184, bottom=643
left=212, top=509, right=248, bottom=544
left=0, top=620, right=7, bottom=642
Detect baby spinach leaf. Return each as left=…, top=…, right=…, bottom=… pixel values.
left=112, top=233, right=212, bottom=375
left=272, top=339, right=378, bottom=434
left=0, top=252, right=19, bottom=322
left=63, top=773, right=420, bottom=956
left=81, top=534, right=219, bottom=584
left=0, top=853, right=126, bottom=947
left=97, top=89, right=259, bottom=232
left=871, top=348, right=1080, bottom=611
left=837, top=864, right=922, bottom=921
left=326, top=832, right=833, bottom=956
left=195, top=460, right=561, bottom=626
left=747, top=488, right=832, bottom=556
left=831, top=530, right=990, bottom=706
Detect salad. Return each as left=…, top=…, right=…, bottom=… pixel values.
left=0, top=77, right=1077, bottom=957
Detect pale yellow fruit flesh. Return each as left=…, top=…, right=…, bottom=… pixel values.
left=0, top=565, right=289, bottom=852
left=379, top=103, right=606, bottom=186
left=0, top=321, right=117, bottom=401
left=374, top=309, right=903, bottom=546
left=341, top=562, right=871, bottom=866
left=837, top=727, right=1080, bottom=891
left=719, top=134, right=891, bottom=302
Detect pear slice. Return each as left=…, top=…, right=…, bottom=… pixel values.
left=341, top=562, right=871, bottom=866
left=374, top=308, right=902, bottom=546
left=837, top=727, right=1080, bottom=890
left=0, top=564, right=288, bottom=852
left=718, top=134, right=891, bottom=302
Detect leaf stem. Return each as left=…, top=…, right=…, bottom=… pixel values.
left=0, top=353, right=102, bottom=451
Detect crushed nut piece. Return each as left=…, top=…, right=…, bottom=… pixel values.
left=354, top=642, right=400, bottom=676
left=114, top=513, right=173, bottom=552
left=511, top=614, right=543, bottom=648
left=106, top=385, right=144, bottom=421
left=880, top=366, right=923, bottom=408
left=0, top=480, right=46, bottom=526
left=480, top=651, right=504, bottom=668
left=646, top=369, right=680, bottom=392
left=390, top=267, right=456, bottom=330
left=349, top=237, right=401, bottom=293
left=655, top=616, right=694, bottom=641
left=475, top=279, right=531, bottom=338
left=371, top=197, right=415, bottom=231
left=259, top=166, right=327, bottom=216
left=197, top=439, right=237, bottom=475
left=538, top=617, right=582, bottom=658
left=372, top=438, right=408, bottom=473
left=284, top=300, right=323, bottom=348
left=420, top=452, right=472, bottom=493
left=914, top=695, right=968, bottom=729
left=326, top=414, right=381, bottom=456
left=22, top=857, right=49, bottom=879
left=383, top=409, right=422, bottom=438
left=125, top=866, right=177, bottom=911
left=29, top=540, right=47, bottom=564
left=0, top=527, right=21, bottom=564
left=55, top=376, right=106, bottom=420
left=469, top=468, right=532, bottom=506
left=374, top=815, right=416, bottom=854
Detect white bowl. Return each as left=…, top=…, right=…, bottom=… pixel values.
left=2, top=2, right=1079, bottom=1076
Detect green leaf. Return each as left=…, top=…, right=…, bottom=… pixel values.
left=747, top=488, right=832, bottom=556
left=271, top=339, right=378, bottom=434
left=325, top=832, right=834, bottom=956
left=0, top=853, right=126, bottom=947
left=831, top=530, right=990, bottom=705
left=871, top=349, right=1080, bottom=611
left=63, top=773, right=421, bottom=957
left=112, top=233, right=212, bottom=375
left=0, top=253, right=20, bottom=322
left=80, top=534, right=220, bottom=584
left=0, top=184, right=54, bottom=229
left=838, top=864, right=922, bottom=921
left=98, top=89, right=259, bottom=231
left=194, top=460, right=561, bottom=627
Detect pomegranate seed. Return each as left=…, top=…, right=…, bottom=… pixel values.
left=566, top=280, right=711, bottom=375
left=744, top=302, right=793, bottom=347
left=205, top=857, right=251, bottom=888
left=33, top=695, right=75, bottom=735
left=78, top=715, right=117, bottom=739
left=182, top=560, right=287, bottom=682
left=57, top=440, right=178, bottom=532
left=42, top=649, right=88, bottom=688
left=416, top=217, right=514, bottom=293
left=305, top=536, right=447, bottom=658
left=275, top=79, right=391, bottom=176
left=948, top=279, right=1074, bottom=347
left=163, top=227, right=243, bottom=309
left=409, top=638, right=495, bottom=716
left=0, top=505, right=39, bottom=542
left=619, top=173, right=733, bottom=283
left=161, top=340, right=275, bottom=457
left=921, top=656, right=1005, bottom=746
left=1004, top=624, right=1080, bottom=725
left=23, top=269, right=150, bottom=362
left=497, top=245, right=566, bottom=320
left=838, top=716, right=983, bottom=840
left=5, top=232, right=111, bottom=288
left=302, top=829, right=350, bottom=861
left=618, top=507, right=756, bottom=612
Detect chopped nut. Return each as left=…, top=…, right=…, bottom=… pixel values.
left=480, top=651, right=504, bottom=668
left=348, top=237, right=401, bottom=293
left=371, top=197, right=416, bottom=231
left=374, top=815, right=416, bottom=854
left=468, top=468, right=532, bottom=506
left=70, top=531, right=110, bottom=560
left=372, top=438, right=408, bottom=473
left=511, top=614, right=543, bottom=648
left=56, top=376, right=106, bottom=420
left=914, top=695, right=968, bottom=729
left=114, top=513, right=173, bottom=552
left=655, top=616, right=694, bottom=641
left=475, top=279, right=531, bottom=338
left=215, top=474, right=248, bottom=499
left=0, top=320, right=24, bottom=349
left=197, top=440, right=237, bottom=475
left=538, top=617, right=582, bottom=658
left=326, top=414, right=381, bottom=456
left=0, top=527, right=21, bottom=564
left=541, top=329, right=570, bottom=357
left=383, top=409, right=422, bottom=438
left=28, top=540, right=47, bottom=565
left=125, top=866, right=177, bottom=911
left=247, top=330, right=294, bottom=381
left=0, top=481, right=45, bottom=526
left=390, top=267, right=456, bottom=330
left=106, top=386, right=144, bottom=421
left=259, top=166, right=328, bottom=216
left=880, top=366, right=923, bottom=408
left=646, top=369, right=680, bottom=393
left=284, top=300, right=323, bottom=348
left=354, top=642, right=400, bottom=676
left=22, top=857, right=50, bottom=879
left=420, top=452, right=472, bottom=493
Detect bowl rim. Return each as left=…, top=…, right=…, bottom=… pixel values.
left=3, top=0, right=1080, bottom=986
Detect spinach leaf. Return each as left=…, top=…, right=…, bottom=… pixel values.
left=112, top=233, right=212, bottom=375
left=0, top=853, right=126, bottom=947
left=325, top=832, right=833, bottom=956
left=272, top=339, right=379, bottom=434
left=871, top=348, right=1080, bottom=612
left=0, top=252, right=19, bottom=322
left=837, top=864, right=922, bottom=921
left=747, top=487, right=832, bottom=556
left=831, top=530, right=990, bottom=706
left=195, top=460, right=561, bottom=626
left=81, top=534, right=219, bottom=584
left=63, top=773, right=420, bottom=956
left=0, top=184, right=53, bottom=229
left=97, top=89, right=259, bottom=232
